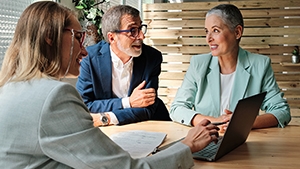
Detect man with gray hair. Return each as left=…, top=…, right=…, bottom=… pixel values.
left=76, top=5, right=171, bottom=126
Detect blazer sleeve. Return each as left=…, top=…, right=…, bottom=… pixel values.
left=39, top=83, right=194, bottom=169
left=259, top=57, right=291, bottom=127
left=170, top=54, right=212, bottom=126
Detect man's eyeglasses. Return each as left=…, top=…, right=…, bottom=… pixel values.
left=114, top=24, right=147, bottom=38
left=64, top=28, right=86, bottom=48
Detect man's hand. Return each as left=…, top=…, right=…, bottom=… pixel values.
left=181, top=119, right=220, bottom=153
left=129, top=81, right=156, bottom=108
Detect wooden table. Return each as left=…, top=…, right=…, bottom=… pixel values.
left=100, top=121, right=300, bottom=169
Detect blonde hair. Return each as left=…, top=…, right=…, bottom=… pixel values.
left=0, top=1, right=75, bottom=87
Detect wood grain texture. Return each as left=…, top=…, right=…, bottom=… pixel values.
left=142, top=0, right=300, bottom=121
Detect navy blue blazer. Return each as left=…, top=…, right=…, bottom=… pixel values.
left=76, top=41, right=170, bottom=125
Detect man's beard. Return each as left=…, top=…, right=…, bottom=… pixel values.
left=117, top=40, right=142, bottom=57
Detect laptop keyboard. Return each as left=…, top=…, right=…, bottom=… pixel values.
left=193, top=136, right=223, bottom=158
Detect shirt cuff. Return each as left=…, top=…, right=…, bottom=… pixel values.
left=122, top=97, right=131, bottom=108
left=106, top=112, right=119, bottom=125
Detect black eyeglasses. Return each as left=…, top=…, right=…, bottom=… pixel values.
left=64, top=28, right=86, bottom=47
left=114, top=24, right=147, bottom=38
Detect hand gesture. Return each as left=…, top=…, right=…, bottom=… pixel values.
left=181, top=119, right=220, bottom=153
left=129, top=81, right=156, bottom=108
left=216, top=109, right=232, bottom=133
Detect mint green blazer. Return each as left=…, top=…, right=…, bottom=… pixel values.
left=170, top=48, right=291, bottom=128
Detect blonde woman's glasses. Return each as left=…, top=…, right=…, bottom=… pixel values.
left=64, top=28, right=86, bottom=48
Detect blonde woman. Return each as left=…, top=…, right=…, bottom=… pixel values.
left=0, top=1, right=219, bottom=168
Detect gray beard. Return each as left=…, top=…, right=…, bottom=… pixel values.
left=117, top=40, right=142, bottom=57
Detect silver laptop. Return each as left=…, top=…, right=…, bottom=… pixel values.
left=192, top=92, right=267, bottom=161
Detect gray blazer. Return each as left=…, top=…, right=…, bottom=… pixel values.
left=0, top=78, right=193, bottom=169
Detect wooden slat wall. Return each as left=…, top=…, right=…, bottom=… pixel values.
left=143, top=0, right=300, bottom=125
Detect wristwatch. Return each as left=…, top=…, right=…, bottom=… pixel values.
left=100, top=113, right=109, bottom=126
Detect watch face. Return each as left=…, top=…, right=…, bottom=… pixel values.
left=101, top=115, right=109, bottom=125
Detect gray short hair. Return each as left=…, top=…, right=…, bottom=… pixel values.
left=101, top=5, right=140, bottom=42
left=206, top=4, right=244, bottom=32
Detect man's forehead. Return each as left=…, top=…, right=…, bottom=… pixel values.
left=120, top=14, right=141, bottom=27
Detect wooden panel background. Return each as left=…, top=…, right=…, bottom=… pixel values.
left=143, top=0, right=300, bottom=125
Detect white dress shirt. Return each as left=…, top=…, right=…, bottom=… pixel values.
left=106, top=47, right=134, bottom=124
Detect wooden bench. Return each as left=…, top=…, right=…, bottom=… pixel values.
left=143, top=0, right=300, bottom=125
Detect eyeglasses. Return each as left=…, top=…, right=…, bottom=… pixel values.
left=114, top=24, right=147, bottom=38
left=64, top=28, right=86, bottom=47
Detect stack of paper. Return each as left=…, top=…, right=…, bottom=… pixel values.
left=110, top=130, right=167, bottom=158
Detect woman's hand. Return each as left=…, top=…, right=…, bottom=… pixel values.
left=216, top=109, right=232, bottom=133
left=181, top=119, right=220, bottom=153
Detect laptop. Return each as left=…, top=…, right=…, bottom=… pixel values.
left=192, top=92, right=267, bottom=161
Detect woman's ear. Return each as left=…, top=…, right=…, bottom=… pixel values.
left=235, top=25, right=243, bottom=40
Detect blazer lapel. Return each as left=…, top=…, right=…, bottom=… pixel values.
left=128, top=54, right=146, bottom=95
left=97, top=43, right=112, bottom=97
left=230, top=48, right=250, bottom=111
left=207, top=56, right=221, bottom=112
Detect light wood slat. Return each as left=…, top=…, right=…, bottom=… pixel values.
left=153, top=46, right=210, bottom=54
left=240, top=37, right=300, bottom=45
left=290, top=109, right=300, bottom=116
left=163, top=55, right=296, bottom=64
left=144, top=9, right=300, bottom=20
left=234, top=46, right=295, bottom=54
left=287, top=100, right=300, bottom=108
left=243, top=28, right=300, bottom=36
left=146, top=37, right=300, bottom=46
left=268, top=55, right=299, bottom=63
left=290, top=118, right=300, bottom=125
left=239, top=44, right=270, bottom=49
left=280, top=62, right=300, bottom=67
left=163, top=55, right=192, bottom=62
left=145, top=20, right=205, bottom=28
left=158, top=88, right=178, bottom=96
left=161, top=64, right=189, bottom=71
left=275, top=74, right=300, bottom=81
left=143, top=11, right=207, bottom=20
left=159, top=79, right=183, bottom=88
left=146, top=29, right=206, bottom=37
left=244, top=18, right=300, bottom=27
left=241, top=9, right=300, bottom=17
left=151, top=45, right=296, bottom=55
left=277, top=81, right=300, bottom=89
left=161, top=55, right=298, bottom=64
left=145, top=18, right=300, bottom=28
left=284, top=94, right=300, bottom=99
left=143, top=1, right=300, bottom=11
left=282, top=90, right=300, bottom=96
left=272, top=64, right=300, bottom=72
left=146, top=28, right=300, bottom=37
left=160, top=72, right=186, bottom=80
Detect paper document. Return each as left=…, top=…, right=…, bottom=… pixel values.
left=110, top=130, right=167, bottom=158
